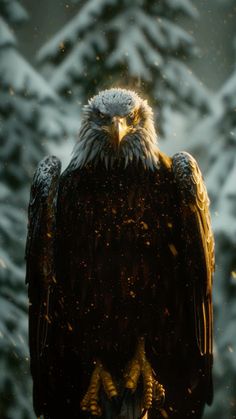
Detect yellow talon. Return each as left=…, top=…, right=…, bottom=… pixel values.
left=124, top=338, right=165, bottom=411
left=81, top=339, right=165, bottom=416
left=124, top=358, right=141, bottom=391
left=81, top=363, right=102, bottom=415
left=142, top=358, right=154, bottom=409
left=81, top=362, right=118, bottom=416
left=100, top=369, right=118, bottom=399
left=153, top=381, right=165, bottom=405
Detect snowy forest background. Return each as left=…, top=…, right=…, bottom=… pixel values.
left=0, top=0, right=236, bottom=418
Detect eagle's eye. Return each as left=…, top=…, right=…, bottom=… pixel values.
left=99, top=111, right=106, bottom=119
left=127, top=110, right=136, bottom=126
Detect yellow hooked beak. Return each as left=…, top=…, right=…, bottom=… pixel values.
left=106, top=116, right=129, bottom=148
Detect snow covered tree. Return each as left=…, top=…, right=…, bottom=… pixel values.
left=0, top=1, right=65, bottom=417
left=37, top=0, right=209, bottom=134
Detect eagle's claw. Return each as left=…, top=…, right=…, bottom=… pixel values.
left=81, top=362, right=118, bottom=416
left=81, top=338, right=165, bottom=416
left=124, top=337, right=165, bottom=411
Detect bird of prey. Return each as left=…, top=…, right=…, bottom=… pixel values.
left=25, top=88, right=214, bottom=419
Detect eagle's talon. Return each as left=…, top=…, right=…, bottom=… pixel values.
left=153, top=381, right=165, bottom=406
left=124, top=358, right=141, bottom=392
left=81, top=362, right=118, bottom=416
left=124, top=338, right=165, bottom=412
left=100, top=368, right=118, bottom=399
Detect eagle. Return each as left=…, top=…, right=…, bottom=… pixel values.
left=25, top=88, right=214, bottom=419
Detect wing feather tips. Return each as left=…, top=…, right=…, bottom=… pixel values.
left=172, top=151, right=207, bottom=205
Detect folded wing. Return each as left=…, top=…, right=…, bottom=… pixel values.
left=25, top=155, right=61, bottom=415
left=172, top=151, right=214, bottom=404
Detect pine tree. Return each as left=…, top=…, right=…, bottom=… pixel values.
left=0, top=1, right=65, bottom=417
left=38, top=0, right=209, bottom=134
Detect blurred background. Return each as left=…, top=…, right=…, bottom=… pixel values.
left=0, top=0, right=236, bottom=418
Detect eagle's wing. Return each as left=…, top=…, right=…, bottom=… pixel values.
left=172, top=151, right=214, bottom=404
left=25, top=155, right=61, bottom=415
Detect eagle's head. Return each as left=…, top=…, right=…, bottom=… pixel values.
left=70, top=88, right=159, bottom=170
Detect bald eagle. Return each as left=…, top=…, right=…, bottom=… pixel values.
left=26, top=88, right=214, bottom=419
